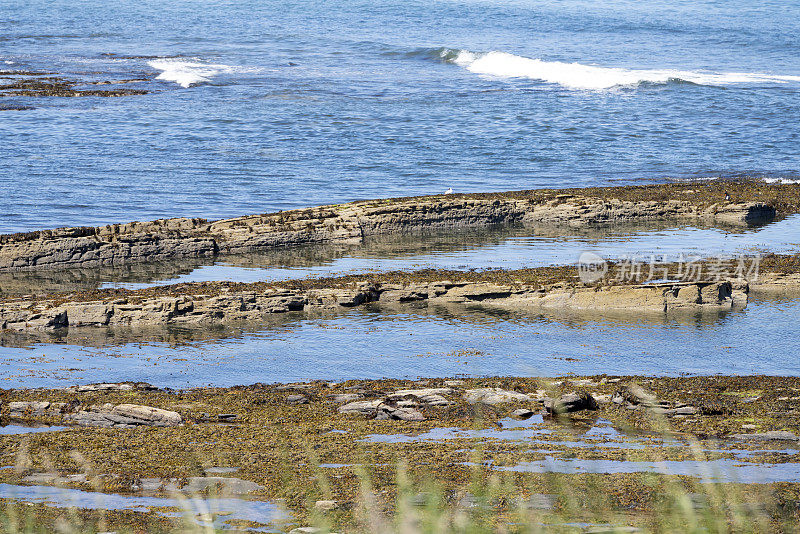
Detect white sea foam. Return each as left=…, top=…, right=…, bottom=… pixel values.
left=763, top=177, right=800, bottom=184
left=446, top=50, right=800, bottom=90
left=147, top=59, right=253, bottom=88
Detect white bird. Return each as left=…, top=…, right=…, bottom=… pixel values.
left=444, top=187, right=454, bottom=195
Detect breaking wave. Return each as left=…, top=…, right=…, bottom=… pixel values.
left=147, top=59, right=257, bottom=88
left=433, top=48, right=800, bottom=90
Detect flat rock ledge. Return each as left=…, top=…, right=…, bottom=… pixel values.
left=0, top=185, right=779, bottom=271
left=0, top=279, right=746, bottom=332
left=5, top=400, right=182, bottom=428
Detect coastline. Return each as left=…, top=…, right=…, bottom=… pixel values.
left=2, top=255, right=798, bottom=334
left=1, top=181, right=794, bottom=272
left=2, top=374, right=798, bottom=530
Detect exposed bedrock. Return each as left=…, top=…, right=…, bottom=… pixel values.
left=0, top=279, right=746, bottom=332
left=0, top=185, right=783, bottom=271
left=6, top=400, right=182, bottom=428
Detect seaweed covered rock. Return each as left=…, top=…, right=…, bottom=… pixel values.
left=544, top=392, right=598, bottom=414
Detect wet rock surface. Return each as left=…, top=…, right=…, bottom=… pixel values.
left=0, top=71, right=152, bottom=98
left=64, top=404, right=183, bottom=428
left=0, top=271, right=761, bottom=334
left=464, top=388, right=533, bottom=405
left=5, top=397, right=181, bottom=428
left=544, top=392, right=599, bottom=414
left=0, top=182, right=792, bottom=272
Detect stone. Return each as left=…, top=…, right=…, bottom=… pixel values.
left=66, top=404, right=182, bottom=428
left=21, top=472, right=59, bottom=484
left=392, top=387, right=454, bottom=397
left=464, top=388, right=532, bottom=405
left=376, top=404, right=425, bottom=421
left=544, top=392, right=598, bottom=414
left=665, top=406, right=699, bottom=416
left=593, top=394, right=611, bottom=405
left=8, top=401, right=52, bottom=416
left=111, top=404, right=182, bottom=426
left=65, top=382, right=157, bottom=393
left=511, top=408, right=535, bottom=419
left=314, top=500, right=338, bottom=511
left=389, top=388, right=455, bottom=407
left=0, top=191, right=776, bottom=276
left=328, top=393, right=362, bottom=403
left=286, top=394, right=309, bottom=405
left=337, top=399, right=383, bottom=416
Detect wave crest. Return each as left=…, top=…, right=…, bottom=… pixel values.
left=436, top=48, right=800, bottom=90
left=147, top=59, right=256, bottom=88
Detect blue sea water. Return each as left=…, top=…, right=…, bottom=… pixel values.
left=1, top=0, right=800, bottom=233
left=2, top=294, right=800, bottom=389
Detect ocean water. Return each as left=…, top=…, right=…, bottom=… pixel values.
left=2, top=294, right=799, bottom=389
left=2, top=0, right=800, bottom=233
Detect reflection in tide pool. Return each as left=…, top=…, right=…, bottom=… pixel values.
left=496, top=458, right=800, bottom=484
left=0, top=424, right=68, bottom=435
left=0, top=295, right=798, bottom=389
left=100, top=216, right=800, bottom=290
left=0, top=483, right=287, bottom=530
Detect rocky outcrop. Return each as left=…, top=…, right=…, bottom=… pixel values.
left=0, top=279, right=748, bottom=333
left=337, top=399, right=425, bottom=421
left=6, top=400, right=182, bottom=428
left=611, top=384, right=699, bottom=417
left=0, top=188, right=778, bottom=272
left=544, top=392, right=598, bottom=414
left=463, top=388, right=532, bottom=405
left=65, top=404, right=183, bottom=428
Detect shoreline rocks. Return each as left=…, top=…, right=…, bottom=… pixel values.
left=0, top=278, right=750, bottom=333
left=0, top=184, right=786, bottom=272
left=7, top=400, right=182, bottom=428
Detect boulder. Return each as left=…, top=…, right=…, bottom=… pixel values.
left=65, top=382, right=157, bottom=393
left=389, top=388, right=455, bottom=407
left=376, top=404, right=425, bottom=421
left=464, top=388, right=532, bottom=405
left=286, top=394, right=309, bottom=405
left=328, top=393, right=362, bottom=403
left=511, top=408, right=535, bottom=419
left=337, top=399, right=383, bottom=416
left=66, top=404, right=182, bottom=428
left=314, top=500, right=338, bottom=512
left=544, top=392, right=598, bottom=414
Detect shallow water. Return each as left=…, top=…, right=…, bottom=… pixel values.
left=0, top=483, right=287, bottom=530
left=0, top=217, right=796, bottom=297
left=496, top=457, right=800, bottom=484
left=0, top=424, right=68, bottom=435
left=2, top=0, right=800, bottom=232
left=99, top=216, right=800, bottom=291
left=1, top=294, right=798, bottom=389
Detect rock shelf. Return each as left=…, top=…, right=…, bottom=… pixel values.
left=1, top=181, right=794, bottom=272
left=0, top=277, right=749, bottom=332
